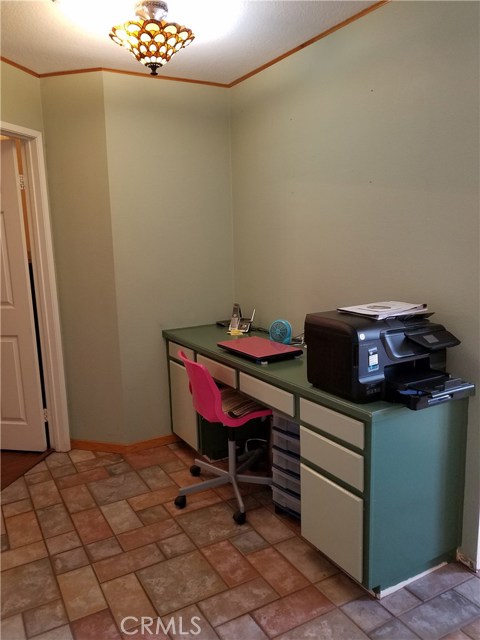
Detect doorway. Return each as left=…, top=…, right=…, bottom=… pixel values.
left=1, top=136, right=48, bottom=451
left=0, top=121, right=70, bottom=455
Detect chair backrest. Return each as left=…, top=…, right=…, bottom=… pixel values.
left=178, top=351, right=225, bottom=424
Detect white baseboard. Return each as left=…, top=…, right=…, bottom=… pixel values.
left=457, top=550, right=477, bottom=573
left=375, top=562, right=448, bottom=599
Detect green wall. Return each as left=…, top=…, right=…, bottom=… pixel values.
left=102, top=73, right=233, bottom=442
left=231, top=1, right=479, bottom=338
left=40, top=73, right=126, bottom=444
left=230, top=1, right=479, bottom=564
left=38, top=72, right=234, bottom=444
left=0, top=62, right=43, bottom=131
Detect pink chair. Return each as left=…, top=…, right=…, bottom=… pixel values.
left=174, top=350, right=272, bottom=524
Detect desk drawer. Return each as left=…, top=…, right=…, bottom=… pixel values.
left=300, top=398, right=364, bottom=449
left=239, top=373, right=294, bottom=416
left=301, top=463, right=363, bottom=583
left=197, top=355, right=236, bottom=388
left=300, top=425, right=364, bottom=491
left=168, top=342, right=194, bottom=362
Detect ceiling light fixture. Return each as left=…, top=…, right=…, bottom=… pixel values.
left=110, top=0, right=195, bottom=76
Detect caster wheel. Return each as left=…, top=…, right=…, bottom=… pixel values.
left=190, top=465, right=201, bottom=477
left=174, top=495, right=187, bottom=509
left=233, top=511, right=246, bottom=525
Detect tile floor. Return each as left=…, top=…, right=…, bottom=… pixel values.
left=1, top=442, right=479, bottom=640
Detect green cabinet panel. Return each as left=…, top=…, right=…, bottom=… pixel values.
left=366, top=400, right=468, bottom=590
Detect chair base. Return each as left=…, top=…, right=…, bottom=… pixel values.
left=174, top=437, right=272, bottom=523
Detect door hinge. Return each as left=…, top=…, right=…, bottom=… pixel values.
left=18, top=174, right=26, bottom=191
left=43, top=408, right=49, bottom=422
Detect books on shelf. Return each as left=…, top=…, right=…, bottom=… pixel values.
left=337, top=301, right=428, bottom=320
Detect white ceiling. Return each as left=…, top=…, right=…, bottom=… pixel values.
left=1, top=0, right=381, bottom=86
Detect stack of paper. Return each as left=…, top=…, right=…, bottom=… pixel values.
left=220, top=387, right=267, bottom=417
left=337, top=301, right=428, bottom=320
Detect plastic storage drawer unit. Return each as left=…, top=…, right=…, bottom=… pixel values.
left=271, top=414, right=301, bottom=518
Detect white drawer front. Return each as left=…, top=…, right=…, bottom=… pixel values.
left=300, top=398, right=364, bottom=449
left=168, top=342, right=194, bottom=362
left=169, top=360, right=197, bottom=450
left=197, top=355, right=236, bottom=388
left=301, top=463, right=363, bottom=582
left=300, top=426, right=363, bottom=491
left=239, top=373, right=294, bottom=416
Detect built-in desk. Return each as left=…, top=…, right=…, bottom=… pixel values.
left=163, top=325, right=469, bottom=595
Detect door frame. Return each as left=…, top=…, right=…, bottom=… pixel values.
left=1, top=121, right=70, bottom=452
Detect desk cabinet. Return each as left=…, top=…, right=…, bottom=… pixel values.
left=167, top=343, right=237, bottom=456
left=300, top=396, right=468, bottom=593
left=300, top=399, right=365, bottom=583
left=163, top=325, right=469, bottom=595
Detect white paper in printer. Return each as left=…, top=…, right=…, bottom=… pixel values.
left=337, top=301, right=428, bottom=320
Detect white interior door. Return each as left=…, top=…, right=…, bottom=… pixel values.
left=1, top=138, right=47, bottom=451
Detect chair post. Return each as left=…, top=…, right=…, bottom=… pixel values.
left=227, top=430, right=246, bottom=517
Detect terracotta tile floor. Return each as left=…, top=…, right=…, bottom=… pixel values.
left=1, top=442, right=479, bottom=640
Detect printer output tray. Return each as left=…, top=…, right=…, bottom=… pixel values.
left=386, top=370, right=475, bottom=410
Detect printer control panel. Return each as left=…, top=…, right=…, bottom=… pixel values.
left=367, top=348, right=379, bottom=372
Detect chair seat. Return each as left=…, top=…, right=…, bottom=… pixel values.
left=220, top=387, right=267, bottom=418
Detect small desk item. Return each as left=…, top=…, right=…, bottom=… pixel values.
left=218, top=336, right=303, bottom=363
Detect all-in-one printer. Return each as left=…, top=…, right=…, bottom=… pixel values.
left=304, top=310, right=475, bottom=409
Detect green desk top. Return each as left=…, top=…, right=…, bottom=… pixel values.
left=163, top=324, right=407, bottom=423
